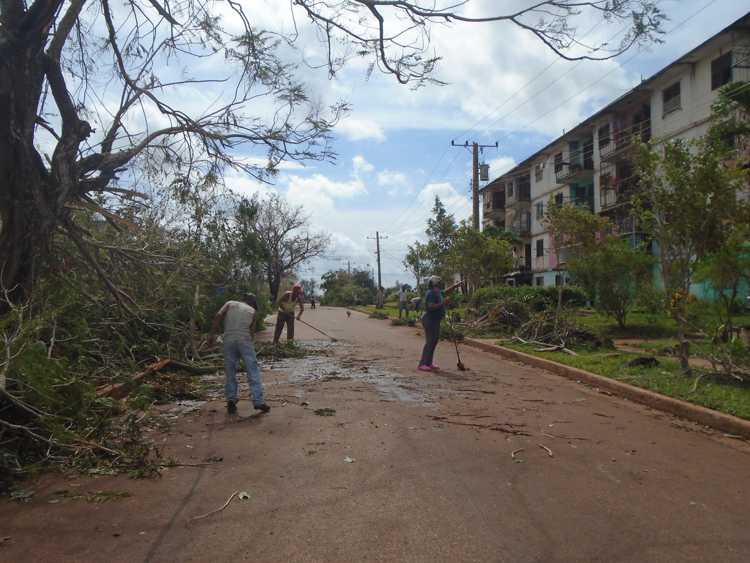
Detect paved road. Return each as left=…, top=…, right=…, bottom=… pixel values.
left=3, top=307, right=750, bottom=562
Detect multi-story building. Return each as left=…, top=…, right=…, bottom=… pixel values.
left=481, top=11, right=750, bottom=287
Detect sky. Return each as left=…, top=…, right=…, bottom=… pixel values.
left=204, top=1, right=750, bottom=291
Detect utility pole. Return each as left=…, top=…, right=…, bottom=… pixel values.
left=347, top=260, right=351, bottom=275
left=367, top=231, right=388, bottom=307
left=451, top=140, right=498, bottom=230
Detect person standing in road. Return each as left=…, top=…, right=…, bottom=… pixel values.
left=398, top=284, right=409, bottom=319
left=209, top=293, right=270, bottom=415
left=274, top=283, right=304, bottom=344
left=418, top=276, right=462, bottom=372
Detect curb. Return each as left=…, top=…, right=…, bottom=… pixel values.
left=463, top=338, right=750, bottom=440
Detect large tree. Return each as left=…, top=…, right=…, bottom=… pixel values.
left=403, top=241, right=430, bottom=291
left=0, top=0, right=663, bottom=306
left=249, top=193, right=329, bottom=302
left=635, top=137, right=748, bottom=374
left=447, top=223, right=513, bottom=292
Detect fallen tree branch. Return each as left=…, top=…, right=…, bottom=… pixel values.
left=188, top=491, right=239, bottom=524
left=429, top=416, right=530, bottom=436
left=513, top=336, right=578, bottom=356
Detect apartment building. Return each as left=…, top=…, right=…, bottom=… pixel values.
left=481, top=11, right=750, bottom=287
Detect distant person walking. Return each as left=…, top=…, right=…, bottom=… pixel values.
left=418, top=276, right=461, bottom=372
left=398, top=284, right=409, bottom=319
left=274, top=283, right=304, bottom=344
left=209, top=294, right=270, bottom=415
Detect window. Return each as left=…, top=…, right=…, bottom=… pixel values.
left=535, top=201, right=544, bottom=220
left=535, top=162, right=544, bottom=182
left=507, top=182, right=514, bottom=198
left=711, top=51, right=733, bottom=91
left=492, top=190, right=505, bottom=210
left=535, top=276, right=544, bottom=287
left=662, top=81, right=681, bottom=116
left=554, top=152, right=563, bottom=173
left=536, top=238, right=544, bottom=257
left=598, top=124, right=611, bottom=149
left=554, top=192, right=564, bottom=206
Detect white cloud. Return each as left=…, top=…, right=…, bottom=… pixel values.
left=377, top=170, right=408, bottom=188
left=352, top=155, right=375, bottom=176
left=224, top=169, right=277, bottom=199
left=486, top=156, right=517, bottom=177
left=286, top=173, right=366, bottom=201
left=335, top=117, right=387, bottom=142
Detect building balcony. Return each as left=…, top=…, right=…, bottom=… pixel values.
left=599, top=177, right=639, bottom=211
left=509, top=217, right=532, bottom=238
left=555, top=158, right=595, bottom=185
left=600, top=123, right=651, bottom=162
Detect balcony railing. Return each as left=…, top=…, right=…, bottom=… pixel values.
left=600, top=122, right=651, bottom=161
left=510, top=217, right=532, bottom=237
left=555, top=144, right=595, bottom=184
left=599, top=176, right=639, bottom=210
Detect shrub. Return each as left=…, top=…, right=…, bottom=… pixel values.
left=471, top=285, right=587, bottom=315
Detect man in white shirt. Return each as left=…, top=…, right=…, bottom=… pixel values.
left=209, top=293, right=269, bottom=415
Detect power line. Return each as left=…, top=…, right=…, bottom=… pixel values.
left=504, top=0, right=719, bottom=141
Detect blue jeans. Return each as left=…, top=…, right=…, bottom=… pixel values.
left=223, top=337, right=264, bottom=406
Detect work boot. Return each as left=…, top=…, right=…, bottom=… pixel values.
left=226, top=400, right=238, bottom=415
left=254, top=403, right=271, bottom=414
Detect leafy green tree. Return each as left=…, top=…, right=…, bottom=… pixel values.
left=695, top=230, right=750, bottom=338
left=403, top=242, right=431, bottom=291
left=425, top=196, right=458, bottom=279
left=544, top=203, right=609, bottom=323
left=635, top=137, right=748, bottom=374
left=320, top=268, right=375, bottom=306
left=447, top=224, right=513, bottom=292
left=570, top=237, right=653, bottom=328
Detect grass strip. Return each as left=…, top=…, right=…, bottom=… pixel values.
left=502, top=342, right=750, bottom=421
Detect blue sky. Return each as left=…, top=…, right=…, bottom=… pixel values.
left=221, top=0, right=749, bottom=290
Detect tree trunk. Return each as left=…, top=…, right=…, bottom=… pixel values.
left=675, top=318, right=692, bottom=375
left=0, top=39, right=52, bottom=311
left=268, top=274, right=281, bottom=304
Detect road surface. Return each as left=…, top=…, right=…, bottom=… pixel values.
left=2, top=306, right=749, bottom=562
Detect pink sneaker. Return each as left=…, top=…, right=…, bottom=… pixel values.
left=417, top=365, right=432, bottom=372
left=429, top=364, right=440, bottom=370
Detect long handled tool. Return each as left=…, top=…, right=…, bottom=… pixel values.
left=452, top=337, right=466, bottom=371
left=446, top=315, right=467, bottom=371
left=297, top=318, right=338, bottom=342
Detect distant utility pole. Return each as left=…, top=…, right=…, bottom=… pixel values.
left=347, top=260, right=351, bottom=275
left=367, top=231, right=388, bottom=291
left=451, top=140, right=498, bottom=230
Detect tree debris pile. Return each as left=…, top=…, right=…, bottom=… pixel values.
left=461, top=300, right=531, bottom=333
left=516, top=311, right=612, bottom=351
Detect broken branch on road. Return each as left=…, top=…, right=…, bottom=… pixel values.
left=429, top=415, right=530, bottom=436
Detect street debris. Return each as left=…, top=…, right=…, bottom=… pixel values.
left=238, top=491, right=251, bottom=501
left=538, top=444, right=554, bottom=457
left=9, top=488, right=34, bottom=503
left=314, top=408, right=336, bottom=416
left=188, top=491, right=240, bottom=524
left=429, top=415, right=530, bottom=436
left=511, top=449, right=525, bottom=462
left=344, top=456, right=355, bottom=463
left=49, top=490, right=131, bottom=503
